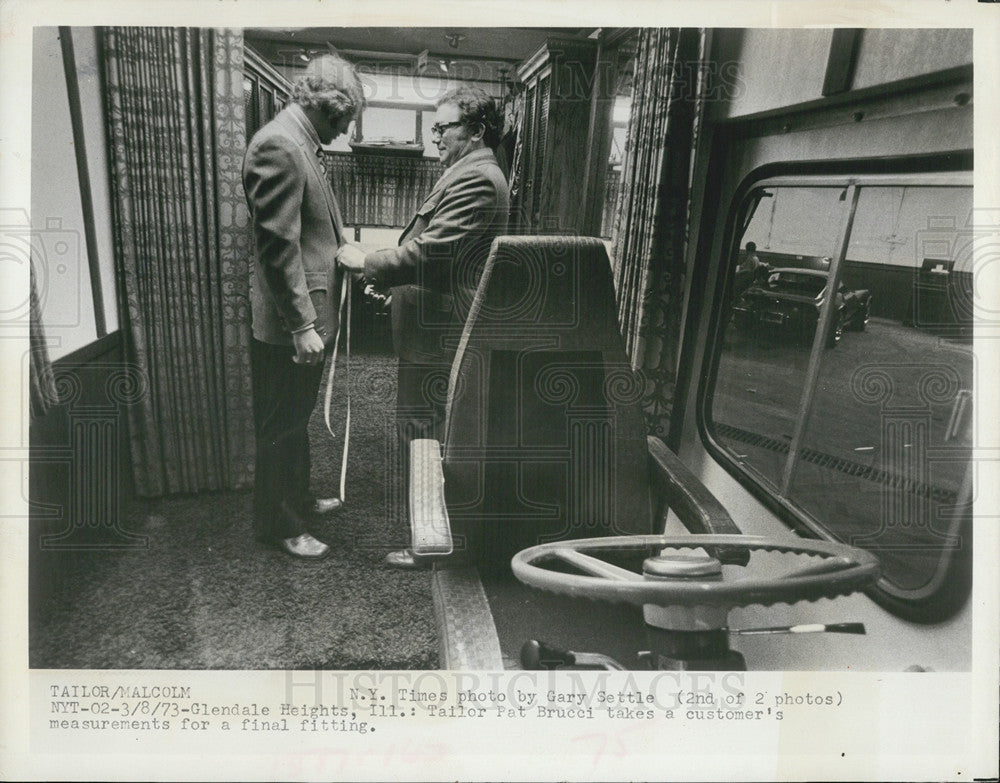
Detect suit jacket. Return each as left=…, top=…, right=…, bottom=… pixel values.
left=243, top=104, right=345, bottom=347
left=364, top=147, right=509, bottom=363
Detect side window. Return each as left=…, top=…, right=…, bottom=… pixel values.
left=718, top=186, right=851, bottom=490
left=706, top=177, right=974, bottom=621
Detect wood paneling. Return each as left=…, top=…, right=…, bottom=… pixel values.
left=511, top=38, right=598, bottom=234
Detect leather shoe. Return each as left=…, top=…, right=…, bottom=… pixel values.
left=279, top=532, right=331, bottom=560
left=385, top=548, right=431, bottom=570
left=311, top=497, right=343, bottom=515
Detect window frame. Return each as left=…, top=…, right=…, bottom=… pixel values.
left=351, top=100, right=434, bottom=156
left=697, top=163, right=974, bottom=623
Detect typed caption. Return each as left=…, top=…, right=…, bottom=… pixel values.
left=40, top=671, right=845, bottom=739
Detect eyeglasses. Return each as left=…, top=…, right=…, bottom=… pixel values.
left=430, top=120, right=465, bottom=138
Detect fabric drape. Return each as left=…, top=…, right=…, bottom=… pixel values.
left=610, top=28, right=704, bottom=439
left=102, top=27, right=254, bottom=496
left=326, top=152, right=443, bottom=229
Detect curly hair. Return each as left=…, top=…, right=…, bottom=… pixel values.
left=292, top=54, right=366, bottom=123
left=436, top=86, right=503, bottom=149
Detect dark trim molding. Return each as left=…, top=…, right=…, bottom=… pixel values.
left=244, top=41, right=292, bottom=92
left=723, top=64, right=972, bottom=130
left=667, top=126, right=728, bottom=453
left=580, top=36, right=618, bottom=237
left=53, top=331, right=121, bottom=367
left=59, top=26, right=107, bottom=338
left=600, top=27, right=638, bottom=49
left=822, top=28, right=862, bottom=96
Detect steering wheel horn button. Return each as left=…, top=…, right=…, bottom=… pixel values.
left=643, top=554, right=723, bottom=579
left=642, top=556, right=726, bottom=628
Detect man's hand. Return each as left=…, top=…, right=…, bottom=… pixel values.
left=363, top=283, right=390, bottom=306
left=337, top=242, right=367, bottom=272
left=292, top=327, right=325, bottom=365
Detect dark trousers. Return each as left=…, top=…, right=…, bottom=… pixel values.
left=395, top=358, right=450, bottom=520
left=251, top=338, right=325, bottom=541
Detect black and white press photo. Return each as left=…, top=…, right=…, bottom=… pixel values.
left=3, top=3, right=998, bottom=781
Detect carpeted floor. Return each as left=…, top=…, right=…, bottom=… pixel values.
left=30, top=353, right=439, bottom=670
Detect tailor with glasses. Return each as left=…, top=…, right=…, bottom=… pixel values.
left=338, top=86, right=510, bottom=569
left=243, top=54, right=364, bottom=559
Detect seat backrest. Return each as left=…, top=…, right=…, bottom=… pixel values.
left=442, top=236, right=651, bottom=566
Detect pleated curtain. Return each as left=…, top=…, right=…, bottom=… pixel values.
left=102, top=27, right=254, bottom=496
left=610, top=28, right=704, bottom=440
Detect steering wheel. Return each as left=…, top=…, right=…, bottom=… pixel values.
left=511, top=534, right=880, bottom=611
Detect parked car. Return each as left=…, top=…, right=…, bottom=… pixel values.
left=732, top=268, right=871, bottom=347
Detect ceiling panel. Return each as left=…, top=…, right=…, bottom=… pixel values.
left=246, top=27, right=594, bottom=61
left=244, top=27, right=599, bottom=83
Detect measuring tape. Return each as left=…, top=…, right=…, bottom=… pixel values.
left=322, top=271, right=352, bottom=503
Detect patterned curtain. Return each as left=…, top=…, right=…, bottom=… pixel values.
left=102, top=27, right=254, bottom=496
left=326, top=152, right=443, bottom=228
left=610, top=28, right=704, bottom=440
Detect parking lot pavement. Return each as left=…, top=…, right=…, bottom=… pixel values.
left=711, top=318, right=972, bottom=589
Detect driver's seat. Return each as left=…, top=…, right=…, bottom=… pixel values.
left=407, top=236, right=746, bottom=667
left=440, top=235, right=653, bottom=566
